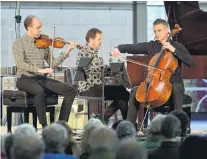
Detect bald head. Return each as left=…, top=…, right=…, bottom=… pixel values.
left=24, top=15, right=42, bottom=38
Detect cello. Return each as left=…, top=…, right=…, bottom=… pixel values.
left=135, top=24, right=182, bottom=108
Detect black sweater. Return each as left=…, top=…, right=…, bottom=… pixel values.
left=117, top=40, right=194, bottom=83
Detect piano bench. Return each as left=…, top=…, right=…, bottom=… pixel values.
left=3, top=90, right=58, bottom=132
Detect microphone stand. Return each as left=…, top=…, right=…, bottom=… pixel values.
left=14, top=1, right=22, bottom=125
left=15, top=1, right=21, bottom=38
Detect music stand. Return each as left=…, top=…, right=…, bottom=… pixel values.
left=74, top=57, right=105, bottom=121
left=74, top=57, right=93, bottom=81
left=108, top=62, right=131, bottom=87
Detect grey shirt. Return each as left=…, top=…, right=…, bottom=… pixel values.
left=12, top=35, right=68, bottom=77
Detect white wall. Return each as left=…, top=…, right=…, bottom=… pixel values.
left=1, top=2, right=133, bottom=68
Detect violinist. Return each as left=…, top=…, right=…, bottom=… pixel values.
left=111, top=19, right=194, bottom=128
left=76, top=28, right=130, bottom=123
left=12, top=15, right=77, bottom=128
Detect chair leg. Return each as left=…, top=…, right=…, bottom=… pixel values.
left=7, top=107, right=12, bottom=133
left=98, top=101, right=102, bottom=118
left=49, top=106, right=55, bottom=124
left=184, top=107, right=191, bottom=133
left=24, top=107, right=29, bottom=123
left=32, top=107, right=37, bottom=129
left=88, top=101, right=92, bottom=120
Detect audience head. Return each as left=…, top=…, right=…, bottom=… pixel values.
left=56, top=121, right=75, bottom=145
left=42, top=123, right=68, bottom=153
left=81, top=118, right=105, bottom=153
left=88, top=127, right=118, bottom=152
left=116, top=138, right=147, bottom=159
left=160, top=115, right=181, bottom=139
left=14, top=123, right=37, bottom=136
left=170, top=110, right=189, bottom=137
left=112, top=120, right=123, bottom=130
left=148, top=114, right=166, bottom=135
left=1, top=133, right=12, bottom=159
left=56, top=121, right=76, bottom=154
left=11, top=134, right=45, bottom=159
left=179, top=135, right=207, bottom=159
left=4, top=134, right=14, bottom=159
left=116, top=120, right=136, bottom=140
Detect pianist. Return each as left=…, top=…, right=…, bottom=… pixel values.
left=76, top=28, right=130, bottom=123
left=112, top=19, right=194, bottom=128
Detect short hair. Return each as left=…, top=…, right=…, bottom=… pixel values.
left=56, top=121, right=76, bottom=155
left=153, top=19, right=169, bottom=28
left=116, top=120, right=136, bottom=140
left=148, top=114, right=167, bottom=135
left=11, top=134, right=45, bottom=159
left=88, top=127, right=118, bottom=152
left=2, top=133, right=13, bottom=159
left=42, top=123, right=68, bottom=153
left=161, top=115, right=181, bottom=139
left=14, top=123, right=37, bottom=136
left=84, top=118, right=104, bottom=130
left=170, top=110, right=190, bottom=137
left=81, top=118, right=105, bottom=153
left=116, top=138, right=147, bottom=159
left=112, top=120, right=123, bottom=130
left=85, top=28, right=102, bottom=43
left=56, top=121, right=74, bottom=144
left=24, top=15, right=36, bottom=30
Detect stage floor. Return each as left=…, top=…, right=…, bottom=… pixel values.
left=1, top=119, right=207, bottom=135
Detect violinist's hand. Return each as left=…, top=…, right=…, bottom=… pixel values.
left=163, top=42, right=176, bottom=53
left=111, top=48, right=121, bottom=57
left=38, top=68, right=53, bottom=76
left=65, top=41, right=78, bottom=56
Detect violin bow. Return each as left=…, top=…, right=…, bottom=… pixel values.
left=50, top=27, right=55, bottom=78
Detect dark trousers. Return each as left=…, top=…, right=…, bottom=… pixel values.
left=127, top=82, right=185, bottom=124
left=79, top=85, right=130, bottom=121
left=16, top=75, right=77, bottom=125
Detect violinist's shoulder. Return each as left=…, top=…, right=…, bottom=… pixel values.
left=13, top=37, right=23, bottom=47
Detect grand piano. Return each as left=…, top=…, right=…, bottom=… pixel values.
left=127, top=1, right=207, bottom=86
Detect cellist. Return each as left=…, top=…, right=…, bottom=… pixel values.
left=111, top=19, right=194, bottom=129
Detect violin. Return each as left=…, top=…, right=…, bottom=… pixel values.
left=35, top=34, right=83, bottom=50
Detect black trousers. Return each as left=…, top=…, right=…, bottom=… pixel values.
left=127, top=82, right=185, bottom=124
left=16, top=75, right=77, bottom=125
left=79, top=85, right=130, bottom=121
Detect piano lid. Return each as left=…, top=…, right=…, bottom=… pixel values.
left=164, top=1, right=207, bottom=55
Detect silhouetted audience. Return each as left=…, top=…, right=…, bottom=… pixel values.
left=11, top=134, right=45, bottom=159
left=79, top=118, right=105, bottom=159
left=140, top=114, right=166, bottom=151
left=42, top=123, right=77, bottom=159
left=111, top=120, right=123, bottom=130
left=179, top=135, right=207, bottom=159
left=148, top=115, right=181, bottom=159
left=56, top=121, right=80, bottom=156
left=116, top=138, right=147, bottom=159
left=116, top=120, right=136, bottom=140
left=88, top=127, right=119, bottom=159
left=170, top=110, right=189, bottom=140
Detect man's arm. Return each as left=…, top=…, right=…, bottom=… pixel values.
left=172, top=43, right=194, bottom=67
left=44, top=48, right=68, bottom=68
left=45, top=42, right=77, bottom=68
left=13, top=40, right=39, bottom=73
left=117, top=42, right=149, bottom=55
